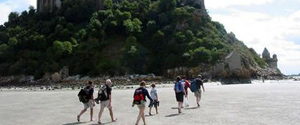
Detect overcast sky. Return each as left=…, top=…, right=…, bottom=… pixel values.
left=0, top=0, right=300, bottom=75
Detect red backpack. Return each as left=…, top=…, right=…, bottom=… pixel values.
left=133, top=88, right=144, bottom=104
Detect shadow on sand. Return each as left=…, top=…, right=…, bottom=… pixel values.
left=184, top=106, right=199, bottom=110
left=62, top=121, right=88, bottom=125
left=145, top=113, right=158, bottom=117
left=165, top=113, right=181, bottom=117
left=171, top=107, right=179, bottom=109
left=89, top=121, right=113, bottom=125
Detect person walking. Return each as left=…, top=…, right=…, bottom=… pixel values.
left=181, top=76, right=190, bottom=107
left=77, top=81, right=95, bottom=122
left=174, top=76, right=186, bottom=114
left=195, top=75, right=205, bottom=107
left=97, top=79, right=117, bottom=124
left=132, top=81, right=153, bottom=125
left=148, top=83, right=159, bottom=115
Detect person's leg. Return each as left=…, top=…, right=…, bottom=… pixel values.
left=108, top=106, right=116, bottom=122
left=198, top=91, right=202, bottom=107
left=196, top=96, right=199, bottom=106
left=141, top=107, right=146, bottom=125
left=180, top=102, right=183, bottom=113
left=177, top=102, right=181, bottom=113
left=199, top=91, right=202, bottom=102
left=155, top=106, right=158, bottom=114
left=98, top=106, right=105, bottom=123
left=77, top=108, right=87, bottom=122
left=149, top=107, right=152, bottom=115
left=195, top=92, right=200, bottom=107
left=135, top=106, right=144, bottom=125
left=90, top=107, right=93, bottom=121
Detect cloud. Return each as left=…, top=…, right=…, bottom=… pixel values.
left=0, top=0, right=36, bottom=25
left=206, top=0, right=274, bottom=9
left=209, top=7, right=300, bottom=75
left=0, top=3, right=11, bottom=25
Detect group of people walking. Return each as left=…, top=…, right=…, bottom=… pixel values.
left=174, top=75, right=205, bottom=114
left=77, top=75, right=205, bottom=125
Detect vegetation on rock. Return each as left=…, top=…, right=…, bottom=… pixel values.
left=0, top=0, right=266, bottom=79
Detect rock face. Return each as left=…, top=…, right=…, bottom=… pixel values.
left=51, top=72, right=61, bottom=82
left=165, top=49, right=283, bottom=83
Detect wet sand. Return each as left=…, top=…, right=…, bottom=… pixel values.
left=0, top=80, right=300, bottom=125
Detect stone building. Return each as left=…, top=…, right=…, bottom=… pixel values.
left=178, top=0, right=207, bottom=15
left=37, top=0, right=105, bottom=12
left=262, top=47, right=278, bottom=68
left=37, top=0, right=207, bottom=15
left=225, top=51, right=242, bottom=71
left=213, top=51, right=241, bottom=76
left=37, top=0, right=61, bottom=12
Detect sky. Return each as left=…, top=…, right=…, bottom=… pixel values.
left=0, top=0, right=300, bottom=75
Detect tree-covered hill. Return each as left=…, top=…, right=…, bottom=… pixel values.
left=0, top=0, right=267, bottom=79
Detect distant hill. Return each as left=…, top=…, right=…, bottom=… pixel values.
left=0, top=0, right=282, bottom=81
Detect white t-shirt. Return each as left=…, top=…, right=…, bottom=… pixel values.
left=150, top=88, right=157, bottom=100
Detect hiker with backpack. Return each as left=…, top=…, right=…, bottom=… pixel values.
left=132, top=81, right=153, bottom=125
left=174, top=76, right=186, bottom=114
left=77, top=81, right=95, bottom=122
left=148, top=83, right=159, bottom=115
left=194, top=75, right=205, bottom=107
left=181, top=76, right=190, bottom=107
left=96, top=79, right=117, bottom=124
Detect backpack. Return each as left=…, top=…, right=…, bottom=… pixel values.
left=97, top=85, right=108, bottom=101
left=190, top=79, right=198, bottom=92
left=78, top=88, right=90, bottom=103
left=133, top=88, right=144, bottom=104
left=184, top=80, right=190, bottom=89
left=175, top=81, right=183, bottom=92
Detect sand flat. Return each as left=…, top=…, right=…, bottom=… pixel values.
left=1, top=81, right=300, bottom=125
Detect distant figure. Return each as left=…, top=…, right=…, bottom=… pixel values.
left=181, top=76, right=190, bottom=107
left=174, top=76, right=186, bottom=114
left=195, top=75, right=205, bottom=107
left=148, top=83, right=159, bottom=115
left=77, top=81, right=95, bottom=122
left=262, top=75, right=265, bottom=83
left=132, top=81, right=153, bottom=125
left=97, top=79, right=117, bottom=124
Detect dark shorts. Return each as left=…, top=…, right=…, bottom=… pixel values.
left=175, top=92, right=184, bottom=102
left=148, top=100, right=159, bottom=108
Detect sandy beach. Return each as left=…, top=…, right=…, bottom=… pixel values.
left=0, top=80, right=300, bottom=125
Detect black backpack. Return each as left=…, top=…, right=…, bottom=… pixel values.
left=97, top=85, right=108, bottom=101
left=78, top=88, right=90, bottom=103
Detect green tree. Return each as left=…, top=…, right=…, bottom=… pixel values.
left=123, top=18, right=142, bottom=33
left=104, top=0, right=113, bottom=9
left=8, top=37, right=18, bottom=46
left=158, top=0, right=177, bottom=12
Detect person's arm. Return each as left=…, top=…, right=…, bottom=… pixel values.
left=108, top=88, right=112, bottom=106
left=145, top=89, right=153, bottom=102
left=91, top=88, right=95, bottom=106
left=201, top=80, right=205, bottom=92
left=181, top=82, right=186, bottom=96
left=155, top=90, right=158, bottom=101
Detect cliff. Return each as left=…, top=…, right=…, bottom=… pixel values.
left=0, top=0, right=283, bottom=85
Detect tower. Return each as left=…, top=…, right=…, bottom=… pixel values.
left=194, top=0, right=207, bottom=15
left=262, top=47, right=270, bottom=59
left=262, top=47, right=278, bottom=69
left=37, top=0, right=61, bottom=13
